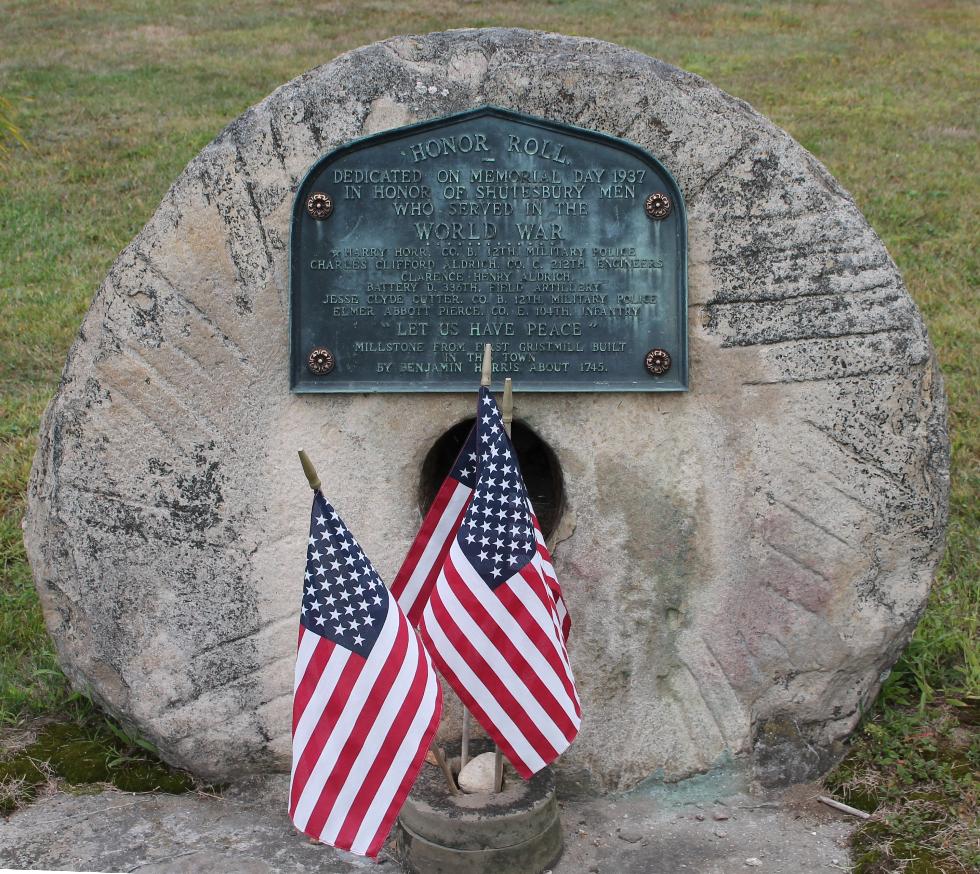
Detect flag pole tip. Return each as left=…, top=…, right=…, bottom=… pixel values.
left=480, top=343, right=492, bottom=387
left=297, top=449, right=321, bottom=492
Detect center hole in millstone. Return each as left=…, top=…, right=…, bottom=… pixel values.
left=418, top=418, right=565, bottom=540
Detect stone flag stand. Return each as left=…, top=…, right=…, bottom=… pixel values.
left=395, top=740, right=561, bottom=874
left=25, top=28, right=948, bottom=804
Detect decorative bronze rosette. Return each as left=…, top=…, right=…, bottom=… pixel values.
left=306, top=191, right=334, bottom=220
left=644, top=348, right=671, bottom=375
left=307, top=347, right=335, bottom=375
left=644, top=192, right=672, bottom=220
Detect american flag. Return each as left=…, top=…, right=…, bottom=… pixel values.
left=418, top=388, right=581, bottom=778
left=392, top=425, right=572, bottom=643
left=290, top=491, right=441, bottom=858
left=390, top=426, right=477, bottom=626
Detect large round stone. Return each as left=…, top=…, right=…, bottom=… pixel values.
left=24, top=29, right=948, bottom=789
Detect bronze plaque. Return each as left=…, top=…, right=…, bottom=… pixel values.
left=291, top=106, right=687, bottom=392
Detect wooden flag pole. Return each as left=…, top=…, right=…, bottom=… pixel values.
left=461, top=343, right=493, bottom=773
left=491, top=378, right=515, bottom=793
left=433, top=746, right=460, bottom=796
left=460, top=708, right=470, bottom=772
left=296, top=450, right=459, bottom=797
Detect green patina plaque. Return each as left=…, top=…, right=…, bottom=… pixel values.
left=290, top=106, right=687, bottom=392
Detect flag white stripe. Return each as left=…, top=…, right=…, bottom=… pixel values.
left=350, top=654, right=439, bottom=855
left=531, top=524, right=560, bottom=599
left=450, top=542, right=578, bottom=723
left=512, top=559, right=576, bottom=694
left=529, top=553, right=569, bottom=644
left=289, top=627, right=322, bottom=801
left=422, top=596, right=546, bottom=773
left=513, top=556, right=566, bottom=657
left=532, top=525, right=569, bottom=635
left=556, top=600, right=569, bottom=631
left=292, top=600, right=400, bottom=830
left=293, top=627, right=319, bottom=692
left=291, top=641, right=352, bottom=770
left=436, top=566, right=575, bottom=751
left=532, top=557, right=581, bottom=704
left=397, top=481, right=470, bottom=616
left=534, top=529, right=557, bottom=578
left=319, top=611, right=421, bottom=844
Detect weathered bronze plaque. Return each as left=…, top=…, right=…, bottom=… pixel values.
left=290, top=107, right=687, bottom=392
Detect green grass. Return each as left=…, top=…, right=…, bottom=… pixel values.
left=828, top=705, right=979, bottom=872
left=0, top=708, right=198, bottom=815
left=1, top=0, right=977, bottom=866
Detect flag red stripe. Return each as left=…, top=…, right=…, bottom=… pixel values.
left=289, top=649, right=365, bottom=816
left=391, top=475, right=470, bottom=624
left=427, top=576, right=562, bottom=766
left=391, top=474, right=457, bottom=593
left=514, top=558, right=566, bottom=648
left=333, top=634, right=429, bottom=850
left=523, top=556, right=575, bottom=677
left=498, top=568, right=579, bottom=714
left=362, top=681, right=442, bottom=857
left=303, top=617, right=411, bottom=839
left=446, top=558, right=577, bottom=731
left=292, top=632, right=333, bottom=724
left=415, top=490, right=470, bottom=621
left=532, top=517, right=571, bottom=642
left=417, top=618, right=532, bottom=778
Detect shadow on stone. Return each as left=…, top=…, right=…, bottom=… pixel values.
left=419, top=417, right=565, bottom=539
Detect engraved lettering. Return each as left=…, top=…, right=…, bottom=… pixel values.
left=599, top=183, right=635, bottom=198
left=515, top=223, right=564, bottom=241
left=526, top=323, right=582, bottom=336
left=507, top=135, right=567, bottom=164
left=470, top=322, right=516, bottom=336
left=396, top=322, right=429, bottom=336
left=409, top=134, right=490, bottom=162
left=414, top=222, right=497, bottom=240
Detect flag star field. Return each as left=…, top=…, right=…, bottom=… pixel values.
left=301, top=501, right=387, bottom=654
left=460, top=395, right=537, bottom=587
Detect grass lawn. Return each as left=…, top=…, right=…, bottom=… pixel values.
left=1, top=1, right=977, bottom=870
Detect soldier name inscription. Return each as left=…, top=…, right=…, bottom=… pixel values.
left=290, top=106, right=687, bottom=392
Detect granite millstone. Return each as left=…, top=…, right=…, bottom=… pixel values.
left=24, top=28, right=949, bottom=789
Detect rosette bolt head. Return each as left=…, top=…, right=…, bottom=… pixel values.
left=644, top=192, right=672, bottom=220
left=306, top=191, right=334, bottom=220
left=644, top=348, right=671, bottom=375
left=308, top=347, right=335, bottom=375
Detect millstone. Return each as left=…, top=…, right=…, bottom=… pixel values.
left=394, top=741, right=561, bottom=874
left=24, top=28, right=949, bottom=790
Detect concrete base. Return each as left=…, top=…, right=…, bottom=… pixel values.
left=394, top=741, right=562, bottom=874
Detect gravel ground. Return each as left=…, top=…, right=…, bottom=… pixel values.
left=0, top=773, right=853, bottom=873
